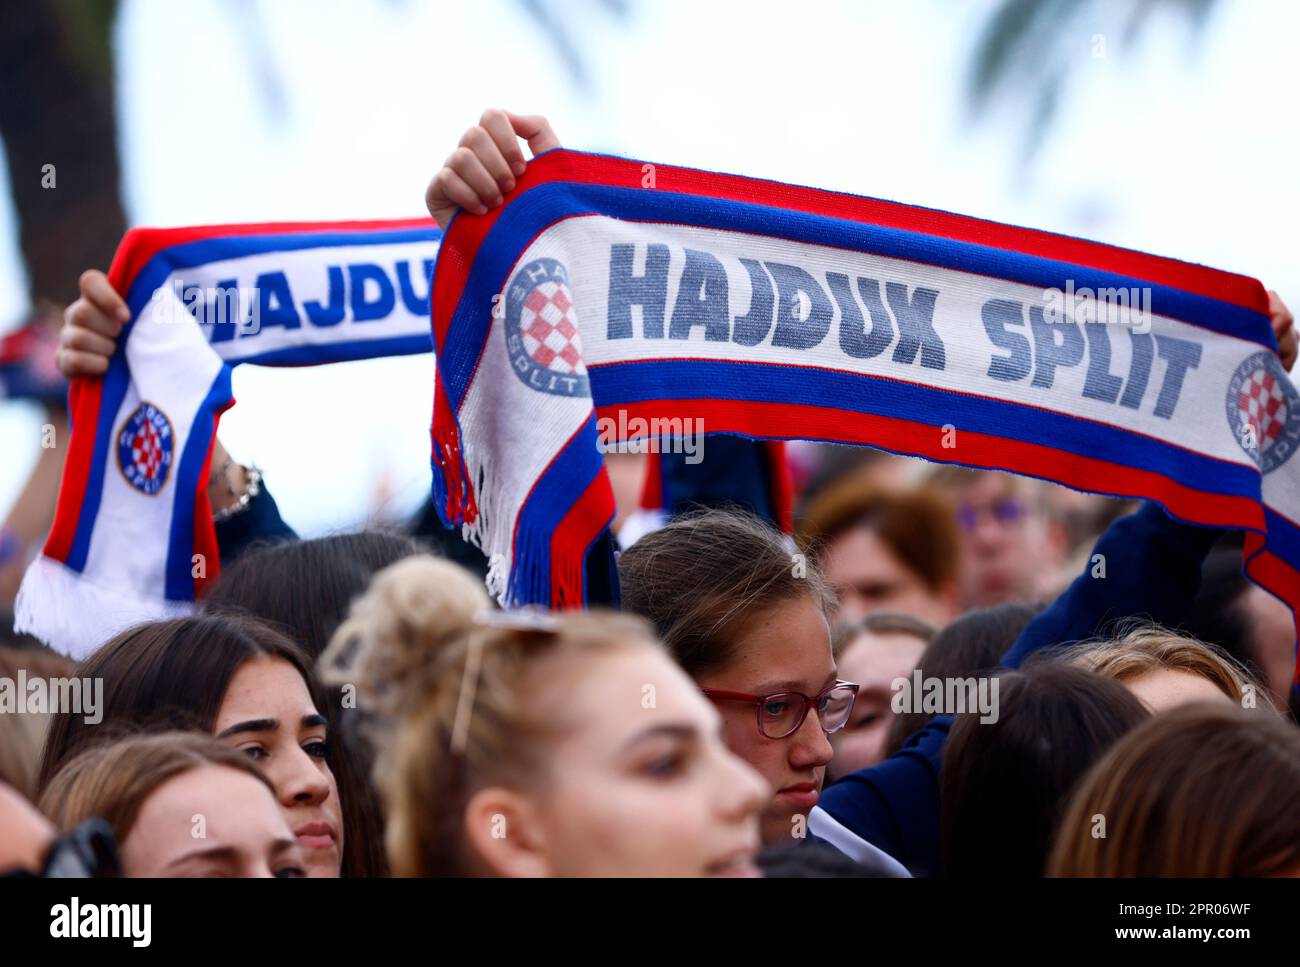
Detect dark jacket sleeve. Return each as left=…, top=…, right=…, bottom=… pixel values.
left=812, top=716, right=950, bottom=877
left=1000, top=502, right=1222, bottom=668
left=215, top=481, right=298, bottom=567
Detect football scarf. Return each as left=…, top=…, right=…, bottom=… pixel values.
left=17, top=218, right=441, bottom=657
left=0, top=314, right=65, bottom=404
left=429, top=148, right=1300, bottom=679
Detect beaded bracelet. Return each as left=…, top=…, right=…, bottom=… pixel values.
left=212, top=465, right=263, bottom=523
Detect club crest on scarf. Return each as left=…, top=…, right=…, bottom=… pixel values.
left=116, top=402, right=174, bottom=496
left=1226, top=350, right=1300, bottom=473
left=504, top=257, right=590, bottom=397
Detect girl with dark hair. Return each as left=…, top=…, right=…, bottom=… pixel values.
left=38, top=614, right=354, bottom=877
left=940, top=664, right=1149, bottom=876
left=201, top=531, right=424, bottom=878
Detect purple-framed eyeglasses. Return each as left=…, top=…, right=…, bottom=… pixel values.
left=701, top=681, right=860, bottom=739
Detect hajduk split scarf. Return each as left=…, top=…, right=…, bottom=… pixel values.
left=430, top=148, right=1300, bottom=678
left=17, top=218, right=441, bottom=657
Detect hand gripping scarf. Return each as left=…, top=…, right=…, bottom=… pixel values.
left=17, top=218, right=441, bottom=657
left=429, top=148, right=1299, bottom=682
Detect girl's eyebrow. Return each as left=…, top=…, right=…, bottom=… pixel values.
left=217, top=714, right=326, bottom=739
left=753, top=673, right=839, bottom=694
left=217, top=718, right=278, bottom=738
left=621, top=722, right=696, bottom=753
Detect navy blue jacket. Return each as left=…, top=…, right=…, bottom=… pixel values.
left=811, top=502, right=1222, bottom=876
left=214, top=484, right=297, bottom=566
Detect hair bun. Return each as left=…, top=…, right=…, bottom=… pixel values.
left=320, top=555, right=490, bottom=718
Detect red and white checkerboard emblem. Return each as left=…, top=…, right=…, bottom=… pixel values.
left=1227, top=351, right=1299, bottom=474
left=116, top=402, right=174, bottom=495
left=132, top=421, right=164, bottom=476
left=1236, top=368, right=1287, bottom=449
left=505, top=258, right=591, bottom=397
left=520, top=281, right=587, bottom=376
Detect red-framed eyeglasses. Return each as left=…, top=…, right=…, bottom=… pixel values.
left=701, top=681, right=860, bottom=739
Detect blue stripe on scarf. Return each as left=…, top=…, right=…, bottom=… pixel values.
left=230, top=335, right=433, bottom=366
left=1259, top=507, right=1300, bottom=570
left=589, top=357, right=1261, bottom=502
left=165, top=365, right=234, bottom=601
left=120, top=227, right=441, bottom=308
left=509, top=412, right=607, bottom=606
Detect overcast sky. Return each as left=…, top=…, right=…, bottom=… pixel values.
left=2, top=0, right=1296, bottom=533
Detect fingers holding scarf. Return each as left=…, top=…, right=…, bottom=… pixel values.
left=425, top=108, right=561, bottom=229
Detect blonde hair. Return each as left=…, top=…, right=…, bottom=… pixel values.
left=1048, top=703, right=1300, bottom=876
left=38, top=731, right=272, bottom=840
left=1069, top=625, right=1268, bottom=710
left=319, top=555, right=661, bottom=876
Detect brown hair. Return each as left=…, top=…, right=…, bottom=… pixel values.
left=36, top=613, right=379, bottom=878
left=796, top=481, right=959, bottom=592
left=1049, top=703, right=1300, bottom=876
left=320, top=554, right=661, bottom=877
left=617, top=507, right=834, bottom=678
left=201, top=531, right=420, bottom=879
left=39, top=731, right=273, bottom=842
left=38, top=614, right=317, bottom=789
left=887, top=602, right=1040, bottom=755
left=1069, top=625, right=1269, bottom=710
left=941, top=663, right=1149, bottom=877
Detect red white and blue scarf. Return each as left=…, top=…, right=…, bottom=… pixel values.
left=430, top=148, right=1299, bottom=678
left=17, top=218, right=441, bottom=657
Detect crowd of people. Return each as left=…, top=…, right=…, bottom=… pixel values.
left=2, top=110, right=1298, bottom=879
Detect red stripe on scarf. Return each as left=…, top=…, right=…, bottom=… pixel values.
left=595, top=397, right=1264, bottom=532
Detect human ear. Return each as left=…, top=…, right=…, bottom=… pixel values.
left=463, top=786, right=551, bottom=878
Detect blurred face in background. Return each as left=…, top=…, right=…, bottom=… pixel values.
left=478, top=644, right=767, bottom=877
left=696, top=593, right=840, bottom=844
left=213, top=656, right=343, bottom=878
left=120, top=765, right=305, bottom=877
left=950, top=474, right=1065, bottom=608
left=829, top=628, right=928, bottom=777
left=821, top=525, right=959, bottom=628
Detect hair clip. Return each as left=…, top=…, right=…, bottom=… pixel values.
left=450, top=635, right=485, bottom=757
left=450, top=610, right=561, bottom=755
left=471, top=609, right=562, bottom=633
